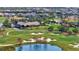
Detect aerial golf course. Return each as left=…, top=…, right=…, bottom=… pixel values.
left=0, top=16, right=79, bottom=51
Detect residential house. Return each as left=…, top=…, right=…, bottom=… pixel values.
left=12, top=21, right=40, bottom=28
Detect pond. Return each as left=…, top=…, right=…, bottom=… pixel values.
left=16, top=44, right=63, bottom=51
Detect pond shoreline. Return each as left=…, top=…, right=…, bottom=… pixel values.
left=0, top=40, right=79, bottom=51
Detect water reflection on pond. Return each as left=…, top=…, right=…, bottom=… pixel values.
left=16, top=44, right=62, bottom=51
left=0, top=44, right=62, bottom=51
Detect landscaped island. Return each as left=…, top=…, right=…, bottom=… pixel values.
left=0, top=7, right=79, bottom=51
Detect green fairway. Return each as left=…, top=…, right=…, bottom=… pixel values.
left=0, top=26, right=79, bottom=50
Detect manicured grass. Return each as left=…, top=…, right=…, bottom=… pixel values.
left=0, top=26, right=79, bottom=50
left=0, top=16, right=6, bottom=23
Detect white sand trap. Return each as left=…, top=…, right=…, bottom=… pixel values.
left=30, top=38, right=37, bottom=42
left=40, top=37, right=45, bottom=40
left=38, top=33, right=43, bottom=35
left=31, top=33, right=37, bottom=35
left=52, top=39, right=57, bottom=42
left=73, top=44, right=79, bottom=48
left=28, top=37, right=56, bottom=42
left=23, top=40, right=27, bottom=43
left=23, top=39, right=36, bottom=43
left=69, top=44, right=74, bottom=46
left=46, top=38, right=57, bottom=42
left=31, top=32, right=43, bottom=35
left=6, top=32, right=9, bottom=36
left=30, top=38, right=36, bottom=42
left=69, top=43, right=79, bottom=48
left=46, top=38, right=52, bottom=42
left=30, top=40, right=36, bottom=42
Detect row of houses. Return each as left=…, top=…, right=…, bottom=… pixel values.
left=0, top=21, right=40, bottom=29
left=9, top=16, right=41, bottom=28
left=11, top=21, right=40, bottom=28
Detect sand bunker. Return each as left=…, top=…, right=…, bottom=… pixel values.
left=69, top=43, right=79, bottom=48
left=31, top=32, right=43, bottom=35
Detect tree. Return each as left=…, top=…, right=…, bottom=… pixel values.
left=3, top=19, right=11, bottom=28
left=48, top=24, right=62, bottom=32
left=48, top=25, right=53, bottom=32
left=68, top=27, right=78, bottom=34
left=59, top=26, right=65, bottom=32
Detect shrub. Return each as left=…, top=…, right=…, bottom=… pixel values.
left=68, top=27, right=78, bottom=34
left=3, top=19, right=11, bottom=28
left=48, top=24, right=62, bottom=32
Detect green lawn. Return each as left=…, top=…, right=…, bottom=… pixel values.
left=0, top=26, right=79, bottom=50
left=0, top=16, right=6, bottom=23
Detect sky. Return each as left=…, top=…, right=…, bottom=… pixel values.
left=0, top=0, right=79, bottom=7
